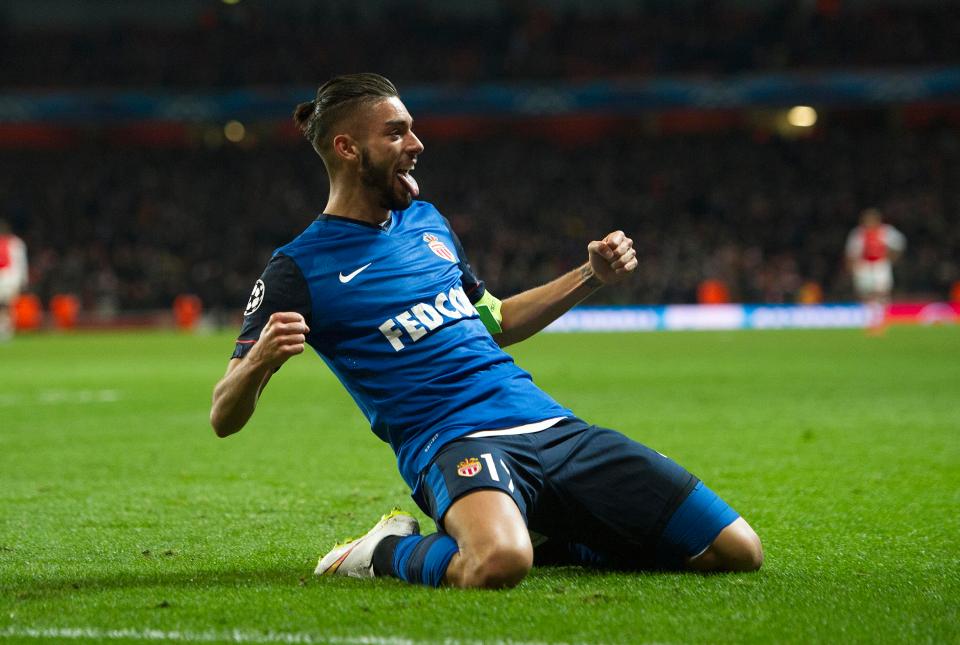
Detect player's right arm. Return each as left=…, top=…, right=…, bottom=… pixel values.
left=210, top=312, right=309, bottom=437
left=844, top=228, right=861, bottom=271
left=12, top=237, right=28, bottom=289
left=209, top=253, right=313, bottom=437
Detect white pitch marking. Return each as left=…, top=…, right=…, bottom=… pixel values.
left=0, top=389, right=122, bottom=407
left=0, top=626, right=587, bottom=645
left=1, top=627, right=408, bottom=644
left=0, top=394, right=20, bottom=406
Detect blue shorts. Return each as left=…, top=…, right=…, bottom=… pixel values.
left=416, top=418, right=740, bottom=569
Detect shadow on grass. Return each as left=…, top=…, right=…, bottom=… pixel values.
left=5, top=564, right=310, bottom=598
left=5, top=563, right=759, bottom=601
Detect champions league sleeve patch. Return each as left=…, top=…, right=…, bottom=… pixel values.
left=231, top=254, right=312, bottom=360
left=244, top=280, right=265, bottom=316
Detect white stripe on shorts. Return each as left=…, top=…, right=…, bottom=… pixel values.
left=465, top=416, right=566, bottom=438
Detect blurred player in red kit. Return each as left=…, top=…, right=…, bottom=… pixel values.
left=0, top=219, right=28, bottom=340
left=845, top=208, right=905, bottom=333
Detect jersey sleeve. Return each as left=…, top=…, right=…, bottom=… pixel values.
left=440, top=216, right=487, bottom=303
left=232, top=253, right=312, bottom=360
left=885, top=225, right=907, bottom=252
left=845, top=228, right=862, bottom=258
left=440, top=215, right=503, bottom=334
left=12, top=238, right=28, bottom=288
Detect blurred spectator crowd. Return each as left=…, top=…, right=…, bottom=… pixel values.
left=3, top=1, right=960, bottom=89
left=3, top=123, right=958, bottom=314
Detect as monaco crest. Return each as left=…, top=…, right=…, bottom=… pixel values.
left=457, top=457, right=482, bottom=477
left=423, top=233, right=456, bottom=263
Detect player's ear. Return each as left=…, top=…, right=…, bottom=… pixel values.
left=332, top=134, right=360, bottom=163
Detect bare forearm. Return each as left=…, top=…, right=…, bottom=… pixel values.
left=496, top=263, right=602, bottom=346
left=210, top=358, right=272, bottom=437
left=210, top=312, right=309, bottom=437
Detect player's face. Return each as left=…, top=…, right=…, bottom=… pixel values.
left=358, top=97, right=424, bottom=211
left=861, top=210, right=882, bottom=228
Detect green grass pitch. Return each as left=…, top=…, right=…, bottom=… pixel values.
left=1, top=327, right=958, bottom=644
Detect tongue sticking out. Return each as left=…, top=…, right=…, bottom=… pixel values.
left=397, top=172, right=420, bottom=198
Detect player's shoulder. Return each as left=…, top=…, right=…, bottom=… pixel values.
left=273, top=217, right=342, bottom=258
left=401, top=199, right=444, bottom=221
left=397, top=200, right=455, bottom=234
left=257, top=251, right=304, bottom=286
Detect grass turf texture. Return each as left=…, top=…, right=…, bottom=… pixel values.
left=0, top=327, right=958, bottom=644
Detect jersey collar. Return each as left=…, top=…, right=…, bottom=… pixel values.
left=316, top=213, right=395, bottom=231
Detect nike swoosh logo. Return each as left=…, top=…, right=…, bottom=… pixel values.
left=339, top=263, right=372, bottom=283
left=322, top=543, right=358, bottom=576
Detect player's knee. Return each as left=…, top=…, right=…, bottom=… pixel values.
left=734, top=536, right=763, bottom=572
left=720, top=524, right=763, bottom=572
left=466, top=543, right=532, bottom=589
left=694, top=519, right=763, bottom=573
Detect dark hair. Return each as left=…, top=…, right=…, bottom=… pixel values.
left=293, top=73, right=399, bottom=154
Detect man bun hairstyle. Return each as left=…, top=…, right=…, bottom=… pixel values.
left=293, top=73, right=399, bottom=155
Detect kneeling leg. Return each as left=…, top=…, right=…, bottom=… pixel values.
left=442, top=489, right=533, bottom=589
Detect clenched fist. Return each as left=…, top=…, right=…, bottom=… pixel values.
left=248, top=311, right=310, bottom=369
left=587, top=230, right=637, bottom=285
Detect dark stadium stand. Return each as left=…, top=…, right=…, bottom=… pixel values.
left=3, top=1, right=959, bottom=87
left=1, top=0, right=958, bottom=315
left=4, top=124, right=957, bottom=312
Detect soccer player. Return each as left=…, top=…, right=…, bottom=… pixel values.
left=0, top=219, right=28, bottom=341
left=845, top=208, right=906, bottom=331
left=210, top=74, right=762, bottom=589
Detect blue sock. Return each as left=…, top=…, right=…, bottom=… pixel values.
left=533, top=539, right=610, bottom=568
left=379, top=533, right=459, bottom=587
left=567, top=542, right=610, bottom=567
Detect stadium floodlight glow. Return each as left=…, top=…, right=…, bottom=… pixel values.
left=787, top=106, right=817, bottom=127
left=224, top=120, right=246, bottom=143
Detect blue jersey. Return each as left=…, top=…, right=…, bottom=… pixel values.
left=233, top=201, right=570, bottom=499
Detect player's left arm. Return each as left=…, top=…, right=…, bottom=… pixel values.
left=13, top=238, right=28, bottom=289
left=493, top=230, right=637, bottom=347
left=886, top=225, right=906, bottom=263
left=443, top=216, right=636, bottom=346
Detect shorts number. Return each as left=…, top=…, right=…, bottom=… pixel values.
left=480, top=453, right=515, bottom=493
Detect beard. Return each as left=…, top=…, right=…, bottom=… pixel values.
left=359, top=148, right=412, bottom=211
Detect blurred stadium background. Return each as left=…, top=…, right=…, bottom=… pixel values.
left=2, top=0, right=959, bottom=332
